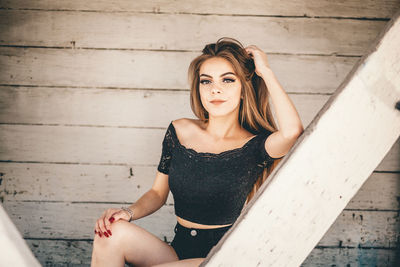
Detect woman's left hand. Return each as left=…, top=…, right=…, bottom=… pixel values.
left=244, top=45, right=271, bottom=76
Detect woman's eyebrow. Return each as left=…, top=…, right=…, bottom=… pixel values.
left=200, top=72, right=236, bottom=78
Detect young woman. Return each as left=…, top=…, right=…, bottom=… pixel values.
left=91, top=37, right=303, bottom=267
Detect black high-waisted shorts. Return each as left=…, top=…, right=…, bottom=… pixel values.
left=170, top=221, right=233, bottom=260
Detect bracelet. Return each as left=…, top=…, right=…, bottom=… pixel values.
left=121, top=207, right=134, bottom=222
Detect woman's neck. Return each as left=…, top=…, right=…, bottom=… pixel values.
left=204, top=116, right=242, bottom=140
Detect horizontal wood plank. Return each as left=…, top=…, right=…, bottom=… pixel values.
left=302, top=247, right=399, bottom=266
left=0, top=10, right=388, bottom=55
left=1, top=0, right=398, bottom=19
left=0, top=124, right=398, bottom=171
left=3, top=201, right=399, bottom=248
left=0, top=124, right=164, bottom=165
left=23, top=238, right=399, bottom=266
left=0, top=86, right=329, bottom=128
left=0, top=87, right=196, bottom=127
left=0, top=48, right=357, bottom=92
left=4, top=202, right=177, bottom=241
left=0, top=163, right=398, bottom=210
left=0, top=163, right=174, bottom=205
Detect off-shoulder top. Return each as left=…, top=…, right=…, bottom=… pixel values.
left=157, top=120, right=282, bottom=225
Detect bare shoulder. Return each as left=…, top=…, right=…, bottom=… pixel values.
left=172, top=118, right=202, bottom=130
left=172, top=117, right=192, bottom=127
left=171, top=118, right=203, bottom=141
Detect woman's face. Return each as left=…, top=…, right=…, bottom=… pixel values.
left=199, top=57, right=242, bottom=118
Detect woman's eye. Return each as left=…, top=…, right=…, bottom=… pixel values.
left=199, top=79, right=235, bottom=85
left=200, top=80, right=210, bottom=85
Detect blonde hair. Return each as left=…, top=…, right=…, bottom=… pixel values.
left=187, top=37, right=283, bottom=205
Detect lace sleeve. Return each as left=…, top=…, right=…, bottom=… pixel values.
left=157, top=122, right=175, bottom=174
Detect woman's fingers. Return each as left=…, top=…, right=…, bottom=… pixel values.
left=97, top=210, right=110, bottom=238
left=95, top=219, right=103, bottom=237
left=245, top=46, right=258, bottom=58
left=245, top=45, right=262, bottom=55
left=108, top=211, right=119, bottom=224
left=98, top=217, right=110, bottom=238
left=102, top=216, right=111, bottom=237
left=109, top=209, right=122, bottom=222
left=108, top=210, right=128, bottom=225
left=94, top=208, right=127, bottom=238
left=101, top=209, right=115, bottom=237
left=102, top=212, right=113, bottom=236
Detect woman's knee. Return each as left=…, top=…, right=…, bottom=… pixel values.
left=110, top=219, right=133, bottom=233
left=93, top=220, right=136, bottom=248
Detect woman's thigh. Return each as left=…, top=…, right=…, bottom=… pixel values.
left=100, top=220, right=179, bottom=266
left=151, top=257, right=205, bottom=267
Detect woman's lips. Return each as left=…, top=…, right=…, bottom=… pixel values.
left=210, top=100, right=226, bottom=105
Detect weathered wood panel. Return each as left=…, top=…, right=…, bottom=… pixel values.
left=0, top=163, right=175, bottom=205
left=1, top=0, right=398, bottom=19
left=319, top=210, right=399, bottom=248
left=0, top=86, right=328, bottom=127
left=302, top=247, right=399, bottom=266
left=203, top=9, right=400, bottom=266
left=0, top=124, right=163, bottom=164
left=0, top=87, right=194, bottom=127
left=6, top=200, right=400, bottom=265
left=4, top=202, right=177, bottom=241
left=0, top=10, right=387, bottom=55
left=378, top=140, right=400, bottom=171
left=0, top=163, right=398, bottom=211
left=23, top=239, right=399, bottom=267
left=346, top=172, right=400, bottom=210
left=25, top=239, right=94, bottom=267
left=3, top=201, right=399, bottom=248
left=0, top=124, right=399, bottom=171
left=22, top=239, right=399, bottom=267
left=0, top=49, right=357, bottom=93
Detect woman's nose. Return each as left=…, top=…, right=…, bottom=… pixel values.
left=211, top=84, right=221, bottom=94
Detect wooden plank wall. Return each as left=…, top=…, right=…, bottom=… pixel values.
left=0, top=0, right=399, bottom=266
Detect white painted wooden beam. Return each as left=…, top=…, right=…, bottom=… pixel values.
left=0, top=204, right=41, bottom=266
left=202, top=9, right=400, bottom=267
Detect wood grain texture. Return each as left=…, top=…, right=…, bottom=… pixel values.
left=0, top=163, right=398, bottom=210
left=0, top=85, right=327, bottom=127
left=23, top=239, right=399, bottom=267
left=0, top=49, right=357, bottom=92
left=4, top=201, right=400, bottom=266
left=3, top=202, right=176, bottom=241
left=0, top=10, right=388, bottom=55
left=0, top=124, right=398, bottom=170
left=1, top=0, right=399, bottom=18
left=3, top=201, right=398, bottom=248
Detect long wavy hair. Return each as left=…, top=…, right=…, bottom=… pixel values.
left=187, top=37, right=283, bottom=206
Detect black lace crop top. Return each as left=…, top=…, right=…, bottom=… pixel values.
left=157, top=121, right=282, bottom=225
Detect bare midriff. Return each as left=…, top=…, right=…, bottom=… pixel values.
left=177, top=216, right=233, bottom=229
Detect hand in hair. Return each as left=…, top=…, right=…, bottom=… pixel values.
left=244, top=45, right=271, bottom=76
